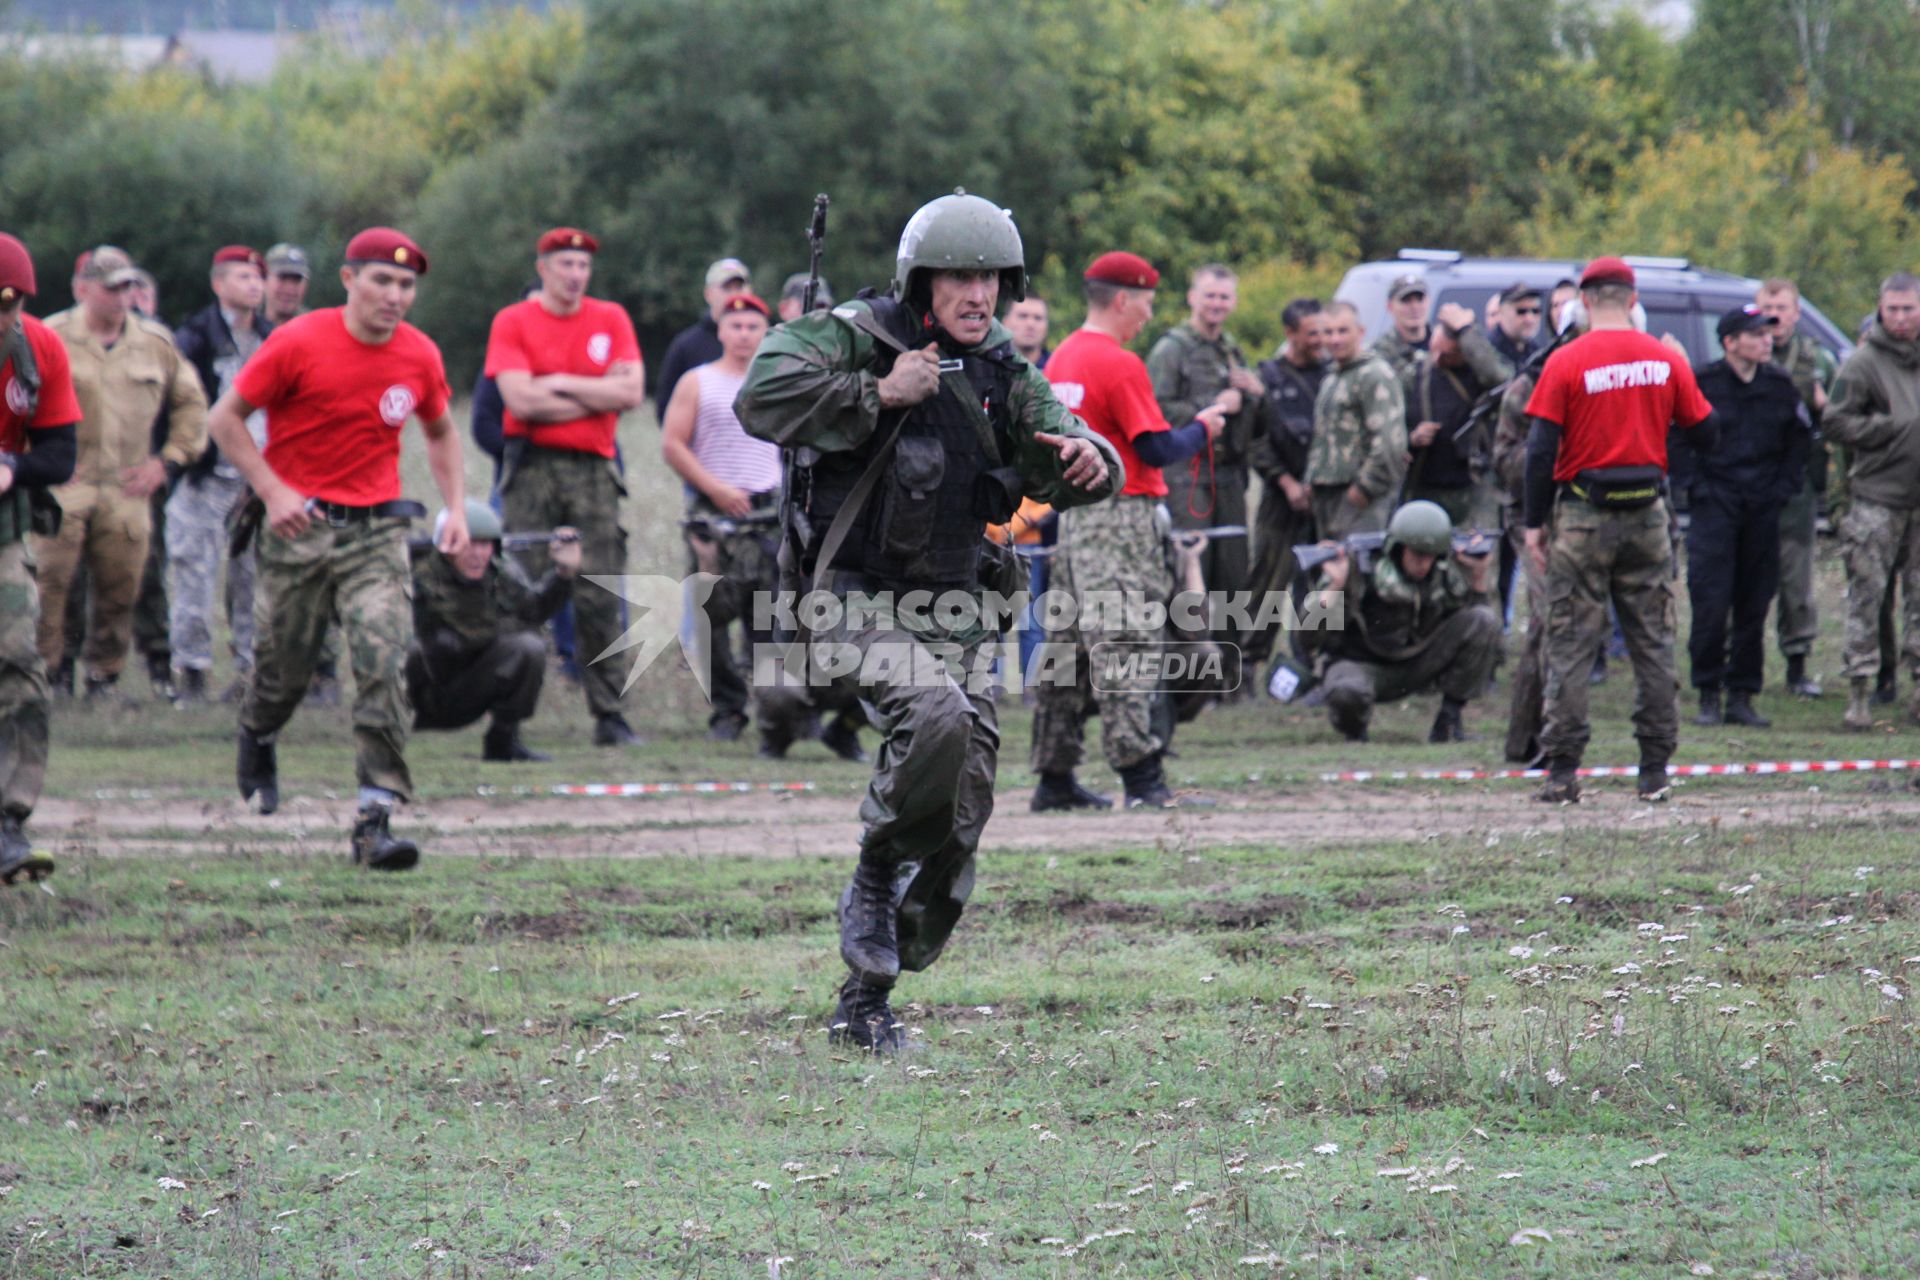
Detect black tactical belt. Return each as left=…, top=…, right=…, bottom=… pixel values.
left=305, top=498, right=428, bottom=526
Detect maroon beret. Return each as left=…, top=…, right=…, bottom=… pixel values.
left=1084, top=251, right=1159, bottom=289
left=0, top=233, right=37, bottom=305
left=345, top=226, right=428, bottom=275
left=538, top=227, right=598, bottom=256
left=1579, top=256, right=1635, bottom=289
left=718, top=292, right=770, bottom=319
left=213, top=244, right=265, bottom=272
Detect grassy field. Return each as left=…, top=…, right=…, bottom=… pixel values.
left=5, top=406, right=1920, bottom=1277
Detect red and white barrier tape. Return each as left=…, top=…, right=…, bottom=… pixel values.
left=1321, top=758, right=1920, bottom=784
left=476, top=780, right=816, bottom=798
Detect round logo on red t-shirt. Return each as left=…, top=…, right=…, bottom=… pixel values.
left=378, top=384, right=416, bottom=427
left=3, top=376, right=28, bottom=418
left=587, top=333, right=612, bottom=365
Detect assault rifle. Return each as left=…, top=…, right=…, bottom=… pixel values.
left=406, top=529, right=580, bottom=553
left=1292, top=526, right=1497, bottom=577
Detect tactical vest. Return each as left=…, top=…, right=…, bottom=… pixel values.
left=802, top=297, right=1021, bottom=587
left=0, top=324, right=43, bottom=546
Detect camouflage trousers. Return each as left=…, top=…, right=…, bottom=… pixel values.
left=1244, top=479, right=1311, bottom=665
left=1837, top=496, right=1920, bottom=681
left=32, top=482, right=150, bottom=680
left=0, top=538, right=49, bottom=819
left=1310, top=484, right=1393, bottom=544
left=1321, top=604, right=1501, bottom=722
left=1030, top=496, right=1172, bottom=774
left=1504, top=521, right=1547, bottom=762
left=503, top=447, right=627, bottom=721
left=133, top=487, right=169, bottom=664
left=1775, top=476, right=1818, bottom=659
left=683, top=496, right=778, bottom=728
left=242, top=517, right=414, bottom=799
left=807, top=572, right=998, bottom=974
left=1538, top=497, right=1680, bottom=767
left=166, top=472, right=257, bottom=673
left=1166, top=462, right=1250, bottom=698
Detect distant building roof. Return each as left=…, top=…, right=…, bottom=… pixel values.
left=10, top=29, right=293, bottom=83
left=11, top=33, right=170, bottom=72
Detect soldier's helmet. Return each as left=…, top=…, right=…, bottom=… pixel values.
left=1385, top=500, right=1454, bottom=557
left=438, top=499, right=503, bottom=544
left=893, top=188, right=1026, bottom=309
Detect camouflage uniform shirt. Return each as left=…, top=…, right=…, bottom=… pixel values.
left=1306, top=349, right=1407, bottom=500
left=409, top=543, right=571, bottom=674
left=1146, top=322, right=1259, bottom=467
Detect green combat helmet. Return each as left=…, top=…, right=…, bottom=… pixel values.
left=438, top=499, right=502, bottom=544
left=1385, top=499, right=1454, bottom=557
left=893, top=188, right=1026, bottom=308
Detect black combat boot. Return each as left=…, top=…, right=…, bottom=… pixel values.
left=1724, top=691, right=1771, bottom=728
left=351, top=804, right=419, bottom=871
left=1030, top=771, right=1114, bottom=812
left=707, top=713, right=746, bottom=742
left=1119, top=753, right=1177, bottom=809
left=1874, top=669, right=1897, bottom=706
left=838, top=858, right=901, bottom=987
left=1326, top=688, right=1370, bottom=743
left=819, top=719, right=868, bottom=763
left=1427, top=696, right=1472, bottom=743
left=173, top=667, right=208, bottom=707
left=236, top=727, right=279, bottom=815
left=1692, top=689, right=1723, bottom=726
left=52, top=656, right=74, bottom=700
left=146, top=651, right=175, bottom=700
left=83, top=674, right=125, bottom=705
left=0, top=814, right=54, bottom=885
left=1785, top=654, right=1822, bottom=698
left=1535, top=755, right=1581, bottom=804
left=1636, top=748, right=1672, bottom=803
left=828, top=975, right=904, bottom=1055
left=483, top=720, right=550, bottom=762
left=593, top=713, right=643, bottom=747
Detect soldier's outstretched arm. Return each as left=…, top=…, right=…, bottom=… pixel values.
left=1007, top=362, right=1123, bottom=509
left=735, top=306, right=884, bottom=453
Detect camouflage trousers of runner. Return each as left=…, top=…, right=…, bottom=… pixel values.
left=1538, top=496, right=1680, bottom=768
left=806, top=572, right=998, bottom=975
left=1030, top=496, right=1173, bottom=774
left=241, top=517, right=414, bottom=799
left=1837, top=496, right=1920, bottom=681
left=166, top=471, right=257, bottom=673
left=503, top=447, right=627, bottom=722
left=0, top=538, right=50, bottom=819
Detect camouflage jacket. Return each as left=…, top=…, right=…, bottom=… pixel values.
left=734, top=299, right=1123, bottom=511
left=1825, top=324, right=1920, bottom=510
left=1773, top=332, right=1837, bottom=418
left=409, top=544, right=571, bottom=672
left=1306, top=546, right=1491, bottom=663
left=1491, top=368, right=1540, bottom=508
left=1370, top=328, right=1428, bottom=384
left=1306, top=350, right=1407, bottom=499
left=1146, top=322, right=1260, bottom=467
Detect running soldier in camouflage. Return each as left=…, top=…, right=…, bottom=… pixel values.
left=1307, top=300, right=1407, bottom=541
left=1757, top=280, right=1838, bottom=698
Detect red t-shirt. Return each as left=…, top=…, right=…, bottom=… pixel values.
left=1, top=315, right=82, bottom=454
left=1045, top=328, right=1172, bottom=498
left=1525, top=328, right=1713, bottom=481
left=235, top=308, right=451, bottom=506
left=484, top=296, right=641, bottom=458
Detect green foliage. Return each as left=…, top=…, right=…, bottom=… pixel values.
left=1521, top=101, right=1920, bottom=326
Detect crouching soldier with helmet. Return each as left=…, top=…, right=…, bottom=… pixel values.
left=407, top=500, right=580, bottom=762
left=736, top=190, right=1122, bottom=1053
left=1302, top=500, right=1501, bottom=744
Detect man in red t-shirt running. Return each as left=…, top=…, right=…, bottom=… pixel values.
left=0, top=232, right=81, bottom=883
left=208, top=227, right=470, bottom=870
left=486, top=228, right=647, bottom=746
left=1522, top=256, right=1715, bottom=803
left=1029, top=251, right=1228, bottom=811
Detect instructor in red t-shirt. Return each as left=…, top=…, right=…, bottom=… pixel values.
left=485, top=228, right=647, bottom=747
left=209, top=227, right=469, bottom=871
left=1522, top=256, right=1715, bottom=803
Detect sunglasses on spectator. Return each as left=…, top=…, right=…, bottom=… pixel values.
left=1511, top=305, right=1542, bottom=315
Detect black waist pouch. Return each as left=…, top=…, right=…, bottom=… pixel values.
left=1570, top=465, right=1663, bottom=510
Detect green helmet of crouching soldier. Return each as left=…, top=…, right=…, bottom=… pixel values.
left=892, top=189, right=1026, bottom=310
left=440, top=499, right=502, bottom=545
left=1385, top=500, right=1454, bottom=558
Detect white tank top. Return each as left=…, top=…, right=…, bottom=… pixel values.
left=691, top=363, right=781, bottom=494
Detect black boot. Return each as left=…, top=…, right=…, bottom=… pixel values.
left=483, top=720, right=550, bottom=762
left=0, top=814, right=54, bottom=885
left=1119, top=753, right=1176, bottom=809
left=838, top=858, right=900, bottom=987
left=236, top=727, right=279, bottom=815
left=1427, top=696, right=1473, bottom=744
left=1875, top=670, right=1898, bottom=706
left=828, top=975, right=903, bottom=1054
left=52, top=656, right=74, bottom=700
left=706, top=713, right=746, bottom=742
left=1724, top=691, right=1771, bottom=728
left=146, top=652, right=175, bottom=700
left=83, top=674, right=127, bottom=706
left=593, top=713, right=643, bottom=746
left=1692, top=689, right=1723, bottom=726
left=1785, top=654, right=1822, bottom=698
left=1536, top=755, right=1581, bottom=804
left=174, top=667, right=207, bottom=707
left=351, top=804, right=419, bottom=871
left=819, top=719, right=868, bottom=763
left=1637, top=763, right=1671, bottom=803
left=1326, top=688, right=1370, bottom=743
left=1030, top=771, right=1114, bottom=812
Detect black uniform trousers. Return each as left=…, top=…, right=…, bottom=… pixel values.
left=1685, top=489, right=1781, bottom=694
left=407, top=632, right=547, bottom=731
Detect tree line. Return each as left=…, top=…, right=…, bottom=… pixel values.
left=4, top=0, right=1916, bottom=382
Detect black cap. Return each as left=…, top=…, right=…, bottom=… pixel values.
left=1498, top=281, right=1541, bottom=305
left=1717, top=302, right=1779, bottom=340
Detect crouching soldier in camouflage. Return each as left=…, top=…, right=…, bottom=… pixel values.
left=1302, top=500, right=1500, bottom=743
left=408, top=501, right=578, bottom=762
left=737, top=191, right=1122, bottom=1053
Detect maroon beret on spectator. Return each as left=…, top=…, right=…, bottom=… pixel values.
left=213, top=244, right=266, bottom=272
left=345, top=226, right=428, bottom=275
left=718, top=292, right=770, bottom=319
left=538, top=227, right=599, bottom=256
left=1579, top=256, right=1635, bottom=289
left=1084, top=251, right=1159, bottom=289
left=0, top=233, right=37, bottom=305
